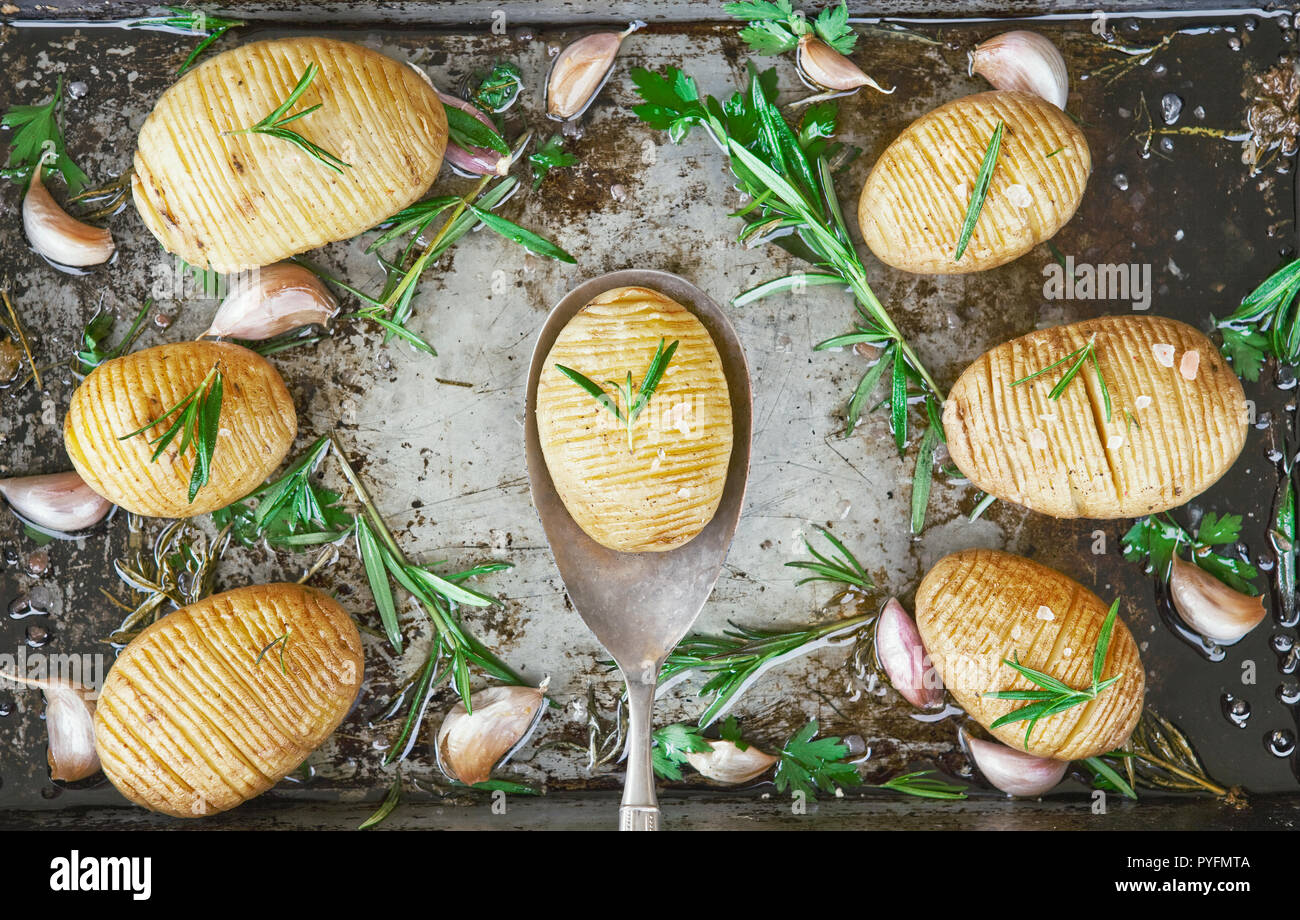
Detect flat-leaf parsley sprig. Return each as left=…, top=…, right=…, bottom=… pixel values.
left=1214, top=256, right=1300, bottom=382
left=724, top=1, right=857, bottom=56
left=224, top=63, right=350, bottom=173
left=1, top=77, right=88, bottom=193
left=118, top=362, right=224, bottom=503
left=556, top=337, right=678, bottom=451
left=983, top=599, right=1122, bottom=749
left=629, top=63, right=948, bottom=531
left=1121, top=512, right=1259, bottom=596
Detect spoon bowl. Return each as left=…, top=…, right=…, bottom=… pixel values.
left=524, top=269, right=752, bottom=830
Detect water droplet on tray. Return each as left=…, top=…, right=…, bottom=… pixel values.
left=1221, top=693, right=1251, bottom=728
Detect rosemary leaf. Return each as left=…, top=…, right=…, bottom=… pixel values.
left=358, top=774, right=402, bottom=830
left=875, top=770, right=968, bottom=800
left=954, top=121, right=1004, bottom=262
left=356, top=517, right=402, bottom=652
left=464, top=204, right=576, bottom=263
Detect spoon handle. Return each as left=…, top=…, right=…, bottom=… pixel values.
left=619, top=676, right=660, bottom=831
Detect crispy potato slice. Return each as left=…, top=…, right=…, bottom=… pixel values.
left=858, top=90, right=1090, bottom=274
left=64, top=341, right=296, bottom=518
left=536, top=286, right=733, bottom=552
left=94, top=583, right=363, bottom=818
left=916, top=549, right=1145, bottom=760
left=132, top=36, right=448, bottom=271
left=943, top=315, right=1248, bottom=518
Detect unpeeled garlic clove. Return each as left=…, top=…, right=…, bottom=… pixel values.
left=796, top=34, right=894, bottom=95
left=684, top=739, right=778, bottom=784
left=438, top=91, right=512, bottom=177
left=546, top=22, right=644, bottom=121
left=22, top=162, right=115, bottom=267
left=1169, top=553, right=1266, bottom=643
left=0, top=471, right=112, bottom=534
left=966, top=733, right=1067, bottom=797
left=202, top=262, right=338, bottom=341
left=874, top=597, right=944, bottom=709
left=969, top=30, right=1069, bottom=111
left=1, top=672, right=100, bottom=782
left=436, top=682, right=547, bottom=786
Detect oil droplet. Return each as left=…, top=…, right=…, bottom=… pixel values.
left=1221, top=693, right=1251, bottom=728
left=1265, top=728, right=1295, bottom=757
left=1278, top=680, right=1300, bottom=706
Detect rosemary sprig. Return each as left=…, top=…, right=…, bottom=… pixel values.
left=630, top=63, right=947, bottom=530
left=983, top=599, right=1122, bottom=749
left=118, top=363, right=224, bottom=502
left=358, top=773, right=402, bottom=830
left=330, top=433, right=523, bottom=712
left=723, top=0, right=857, bottom=56
left=74, top=300, right=151, bottom=376
left=954, top=121, right=1004, bottom=262
left=1, top=286, right=42, bottom=391
left=224, top=63, right=350, bottom=173
left=1214, top=257, right=1300, bottom=382
left=555, top=337, right=679, bottom=451
left=659, top=613, right=873, bottom=727
left=1012, top=333, right=1112, bottom=422
left=1, top=76, right=87, bottom=193
left=874, top=770, right=968, bottom=800
left=124, top=6, right=245, bottom=73
left=785, top=525, right=874, bottom=591
left=1085, top=708, right=1231, bottom=800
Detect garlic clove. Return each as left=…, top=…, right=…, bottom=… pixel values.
left=1, top=672, right=100, bottom=782
left=435, top=682, right=547, bottom=786
left=1169, top=553, right=1266, bottom=644
left=966, top=733, right=1068, bottom=797
left=546, top=22, right=644, bottom=121
left=796, top=34, right=894, bottom=95
left=202, top=262, right=339, bottom=341
left=0, top=470, right=112, bottom=534
left=874, top=597, right=944, bottom=709
left=969, top=30, right=1069, bottom=111
left=684, top=739, right=778, bottom=784
left=22, top=162, right=115, bottom=267
left=438, top=91, right=512, bottom=177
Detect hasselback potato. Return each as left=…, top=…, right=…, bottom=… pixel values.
left=858, top=90, right=1090, bottom=274
left=94, top=583, right=363, bottom=818
left=916, top=549, right=1145, bottom=760
left=132, top=36, right=448, bottom=271
left=943, top=315, right=1248, bottom=518
left=64, top=341, right=296, bottom=518
left=536, top=286, right=733, bottom=552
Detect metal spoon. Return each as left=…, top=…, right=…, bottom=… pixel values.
left=524, top=269, right=753, bottom=830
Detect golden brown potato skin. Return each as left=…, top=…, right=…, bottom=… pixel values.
left=943, top=315, right=1247, bottom=518
left=916, top=549, right=1144, bottom=760
left=64, top=341, right=297, bottom=518
left=132, top=36, right=448, bottom=271
left=536, top=286, right=733, bottom=552
left=858, top=90, right=1090, bottom=274
left=94, top=583, right=363, bottom=818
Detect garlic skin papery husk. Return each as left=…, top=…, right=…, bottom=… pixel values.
left=1169, top=553, right=1267, bottom=644
left=546, top=22, right=644, bottom=121
left=0, top=471, right=112, bottom=534
left=874, top=597, right=944, bottom=710
left=438, top=91, right=512, bottom=177
left=1, top=672, right=100, bottom=782
left=684, top=739, right=779, bottom=785
left=969, top=30, right=1069, bottom=111
left=22, top=162, right=115, bottom=267
left=201, top=262, right=339, bottom=341
left=965, top=733, right=1068, bottom=797
left=435, top=682, right=548, bottom=786
left=796, top=34, right=894, bottom=95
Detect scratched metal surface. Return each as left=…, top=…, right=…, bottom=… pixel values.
left=1, top=5, right=1298, bottom=827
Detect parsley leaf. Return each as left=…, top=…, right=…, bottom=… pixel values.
left=773, top=720, right=861, bottom=799
left=1122, top=513, right=1259, bottom=595
left=2, top=77, right=88, bottom=194
left=651, top=723, right=712, bottom=780
left=813, top=1, right=856, bottom=54
left=529, top=134, right=579, bottom=188
left=1216, top=258, right=1300, bottom=378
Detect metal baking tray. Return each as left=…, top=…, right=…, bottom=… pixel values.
left=1, top=1, right=1298, bottom=829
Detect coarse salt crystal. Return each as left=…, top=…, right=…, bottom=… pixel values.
left=1062, top=647, right=1073, bottom=658
left=1036, top=605, right=1055, bottom=621
left=1107, top=434, right=1124, bottom=449
left=1135, top=395, right=1152, bottom=410
left=1005, top=184, right=1032, bottom=208
left=1151, top=343, right=1175, bottom=367
left=1179, top=349, right=1200, bottom=380
left=1029, top=428, right=1048, bottom=450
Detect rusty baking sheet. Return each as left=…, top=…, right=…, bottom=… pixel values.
left=1, top=4, right=1298, bottom=828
